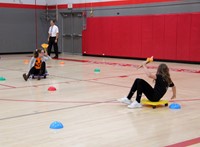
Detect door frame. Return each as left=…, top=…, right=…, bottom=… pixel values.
left=60, top=11, right=84, bottom=54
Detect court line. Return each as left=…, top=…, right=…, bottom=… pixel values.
left=0, top=62, right=141, bottom=90
left=0, top=98, right=199, bottom=104
left=0, top=98, right=118, bottom=104
left=56, top=57, right=200, bottom=74
left=170, top=99, right=200, bottom=102
left=50, top=74, right=136, bottom=88
left=2, top=57, right=200, bottom=75
left=1, top=57, right=199, bottom=92
left=0, top=72, right=137, bottom=91
left=0, top=99, right=115, bottom=121
left=0, top=77, right=129, bottom=91
left=0, top=81, right=71, bottom=91
left=0, top=84, right=16, bottom=88
left=1, top=97, right=198, bottom=121
left=165, top=137, right=200, bottom=147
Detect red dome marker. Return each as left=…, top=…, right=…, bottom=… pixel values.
left=48, top=86, right=56, bottom=91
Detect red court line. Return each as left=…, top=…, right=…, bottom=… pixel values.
left=165, top=137, right=200, bottom=147
left=0, top=82, right=70, bottom=91
left=0, top=74, right=130, bottom=91
left=57, top=58, right=200, bottom=74
left=170, top=99, right=200, bottom=102
left=50, top=72, right=141, bottom=81
left=50, top=74, right=132, bottom=88
left=0, top=84, right=16, bottom=88
left=1, top=57, right=199, bottom=91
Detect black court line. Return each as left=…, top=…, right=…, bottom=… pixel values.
left=0, top=99, right=115, bottom=121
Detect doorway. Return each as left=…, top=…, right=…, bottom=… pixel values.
left=62, top=12, right=83, bottom=54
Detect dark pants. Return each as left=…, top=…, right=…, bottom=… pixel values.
left=127, top=78, right=159, bottom=103
left=48, top=37, right=58, bottom=57
left=27, top=62, right=46, bottom=78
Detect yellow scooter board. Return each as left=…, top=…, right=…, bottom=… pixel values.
left=141, top=98, right=169, bottom=109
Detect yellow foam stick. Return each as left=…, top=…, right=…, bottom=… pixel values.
left=146, top=56, right=153, bottom=63
left=137, top=56, right=153, bottom=69
left=41, top=43, right=48, bottom=49
left=41, top=43, right=49, bottom=52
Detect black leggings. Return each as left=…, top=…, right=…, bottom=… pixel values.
left=127, top=78, right=159, bottom=103
left=27, top=62, right=46, bottom=78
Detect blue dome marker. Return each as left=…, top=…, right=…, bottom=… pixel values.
left=169, top=103, right=181, bottom=109
left=50, top=121, right=64, bottom=129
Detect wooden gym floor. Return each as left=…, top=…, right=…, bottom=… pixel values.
left=0, top=54, right=199, bottom=147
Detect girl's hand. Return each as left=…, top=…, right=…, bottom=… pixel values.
left=171, top=86, right=176, bottom=100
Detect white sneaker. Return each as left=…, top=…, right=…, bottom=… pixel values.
left=128, top=101, right=142, bottom=109
left=118, top=97, right=132, bottom=105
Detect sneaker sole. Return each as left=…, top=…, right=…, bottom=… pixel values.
left=117, top=100, right=131, bottom=105
left=128, top=105, right=142, bottom=109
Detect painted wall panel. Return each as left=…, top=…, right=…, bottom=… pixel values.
left=190, top=13, right=200, bottom=61
left=101, top=18, right=112, bottom=56
left=141, top=16, right=154, bottom=58
left=163, top=14, right=177, bottom=60
left=152, top=15, right=165, bottom=59
left=0, top=8, right=49, bottom=53
left=83, top=13, right=200, bottom=62
left=109, top=17, right=122, bottom=56
left=130, top=16, right=142, bottom=57
left=84, top=18, right=102, bottom=55
left=110, top=17, right=132, bottom=57
left=176, top=14, right=191, bottom=61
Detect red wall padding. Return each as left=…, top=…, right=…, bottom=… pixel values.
left=163, top=15, right=177, bottom=60
left=190, top=13, right=200, bottom=62
left=176, top=14, right=191, bottom=61
left=82, top=13, right=200, bottom=62
left=152, top=15, right=165, bottom=59
left=141, top=16, right=154, bottom=58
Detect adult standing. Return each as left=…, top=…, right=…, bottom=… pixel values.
left=47, top=20, right=59, bottom=59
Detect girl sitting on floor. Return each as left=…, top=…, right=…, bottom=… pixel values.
left=118, top=62, right=176, bottom=109
left=23, top=48, right=51, bottom=81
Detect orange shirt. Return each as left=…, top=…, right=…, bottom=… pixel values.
left=35, top=58, right=42, bottom=69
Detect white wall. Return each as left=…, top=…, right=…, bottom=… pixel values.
left=0, top=0, right=47, bottom=5
left=55, top=0, right=116, bottom=4
left=0, top=0, right=116, bottom=5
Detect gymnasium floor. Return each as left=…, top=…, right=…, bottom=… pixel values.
left=0, top=54, right=199, bottom=147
